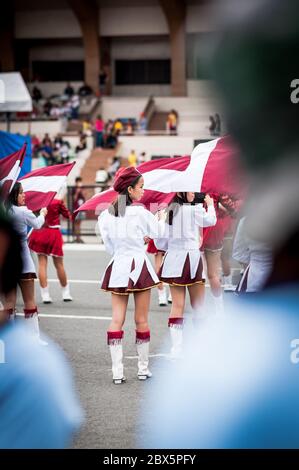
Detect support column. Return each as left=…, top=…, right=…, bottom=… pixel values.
left=0, top=4, right=15, bottom=71
left=159, top=0, right=187, bottom=96
left=68, top=0, right=100, bottom=95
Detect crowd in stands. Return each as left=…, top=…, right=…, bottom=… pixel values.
left=31, top=132, right=88, bottom=167
left=29, top=82, right=95, bottom=121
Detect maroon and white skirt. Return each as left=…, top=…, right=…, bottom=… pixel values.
left=101, top=259, right=159, bottom=295
left=158, top=254, right=205, bottom=287
left=29, top=227, right=64, bottom=257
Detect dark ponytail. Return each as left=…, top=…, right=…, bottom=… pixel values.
left=166, top=192, right=189, bottom=225
left=4, top=182, right=22, bottom=212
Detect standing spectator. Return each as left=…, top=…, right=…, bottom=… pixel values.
left=75, top=133, right=87, bottom=154
left=94, top=114, right=105, bottom=148
left=40, top=138, right=55, bottom=166
left=138, top=151, right=147, bottom=165
left=72, top=177, right=85, bottom=243
left=70, top=94, right=80, bottom=120
left=64, top=82, right=74, bottom=97
left=32, top=86, right=42, bottom=103
left=215, top=113, right=221, bottom=136
left=107, top=157, right=121, bottom=179
left=167, top=110, right=178, bottom=135
left=114, top=119, right=123, bottom=134
left=126, top=120, right=134, bottom=135
left=128, top=149, right=137, bottom=167
left=209, top=115, right=217, bottom=136
left=139, top=113, right=148, bottom=134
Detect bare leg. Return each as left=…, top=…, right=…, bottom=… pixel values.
left=205, top=250, right=222, bottom=297
left=53, top=257, right=67, bottom=287
left=19, top=279, right=36, bottom=310
left=38, top=254, right=48, bottom=288
left=109, top=293, right=129, bottom=331
left=134, top=289, right=151, bottom=332
left=169, top=285, right=186, bottom=319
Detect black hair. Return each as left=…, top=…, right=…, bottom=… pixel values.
left=108, top=174, right=142, bottom=217
left=166, top=192, right=189, bottom=225
left=75, top=177, right=82, bottom=183
left=4, top=182, right=22, bottom=212
left=0, top=200, right=23, bottom=294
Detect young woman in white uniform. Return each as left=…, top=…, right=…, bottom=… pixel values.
left=157, top=192, right=216, bottom=358
left=98, top=167, right=163, bottom=384
left=3, top=182, right=47, bottom=342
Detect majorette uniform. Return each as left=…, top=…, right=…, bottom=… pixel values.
left=10, top=205, right=45, bottom=280
left=98, top=165, right=164, bottom=384
left=156, top=203, right=216, bottom=359
left=233, top=217, right=272, bottom=293
left=157, top=204, right=217, bottom=286
left=98, top=205, right=162, bottom=294
left=9, top=205, right=45, bottom=342
left=29, top=199, right=71, bottom=257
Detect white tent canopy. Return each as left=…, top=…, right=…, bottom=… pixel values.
left=0, top=72, right=32, bottom=112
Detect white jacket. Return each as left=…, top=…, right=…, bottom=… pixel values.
left=157, top=204, right=216, bottom=279
left=98, top=205, right=164, bottom=288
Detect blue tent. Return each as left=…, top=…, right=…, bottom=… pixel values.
left=0, top=131, right=32, bottom=177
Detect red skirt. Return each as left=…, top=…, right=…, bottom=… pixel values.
left=101, top=259, right=159, bottom=295
left=158, top=254, right=205, bottom=287
left=29, top=227, right=64, bottom=257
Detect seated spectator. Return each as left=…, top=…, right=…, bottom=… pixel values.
left=126, top=120, right=134, bottom=135
left=40, top=139, right=55, bottom=166
left=113, top=119, right=123, bottom=134
left=107, top=157, right=121, bottom=178
left=32, top=86, right=42, bottom=103
left=82, top=119, right=92, bottom=136
left=75, top=133, right=87, bottom=154
left=31, top=135, right=40, bottom=158
left=43, top=100, right=53, bottom=117
left=78, top=83, right=93, bottom=97
left=64, top=82, right=74, bottom=97
left=105, top=130, right=118, bottom=149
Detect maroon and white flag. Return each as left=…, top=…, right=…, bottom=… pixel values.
left=19, top=162, right=75, bottom=211
left=75, top=136, right=246, bottom=215
left=0, top=144, right=26, bottom=198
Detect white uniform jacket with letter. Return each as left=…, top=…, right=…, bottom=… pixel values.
left=156, top=204, right=217, bottom=279
left=98, top=205, right=164, bottom=288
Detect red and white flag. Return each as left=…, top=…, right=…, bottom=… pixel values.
left=75, top=136, right=246, bottom=215
left=0, top=144, right=26, bottom=198
left=19, top=162, right=75, bottom=211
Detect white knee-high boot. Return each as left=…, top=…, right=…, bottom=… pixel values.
left=24, top=307, right=48, bottom=346
left=136, top=330, right=152, bottom=380
left=168, top=317, right=184, bottom=359
left=62, top=283, right=73, bottom=302
left=107, top=330, right=125, bottom=384
left=213, top=293, right=225, bottom=315
left=40, top=286, right=52, bottom=304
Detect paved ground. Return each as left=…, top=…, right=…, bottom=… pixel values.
left=16, top=245, right=240, bottom=449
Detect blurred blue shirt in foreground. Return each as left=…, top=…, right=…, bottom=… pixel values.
left=142, top=286, right=299, bottom=449
left=0, top=322, right=83, bottom=449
